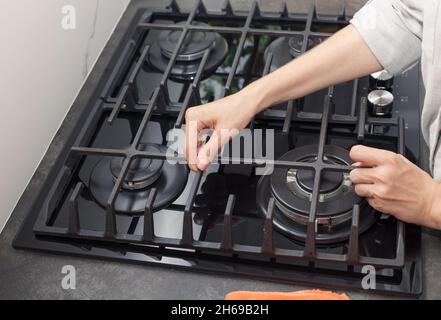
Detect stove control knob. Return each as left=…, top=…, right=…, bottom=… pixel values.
left=367, top=90, right=394, bottom=117
left=369, top=70, right=394, bottom=90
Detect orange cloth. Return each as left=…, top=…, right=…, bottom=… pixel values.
left=225, top=289, right=350, bottom=300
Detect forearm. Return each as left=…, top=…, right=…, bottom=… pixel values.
left=243, top=25, right=382, bottom=113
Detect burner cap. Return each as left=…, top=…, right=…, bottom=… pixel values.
left=295, top=164, right=343, bottom=194
left=110, top=144, right=163, bottom=190
left=147, top=22, right=229, bottom=81
left=287, top=35, right=314, bottom=57
left=264, top=36, right=323, bottom=71
left=271, top=145, right=355, bottom=217
left=159, top=23, right=217, bottom=61
left=89, top=143, right=188, bottom=215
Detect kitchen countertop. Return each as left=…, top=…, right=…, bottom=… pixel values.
left=1, top=0, right=441, bottom=300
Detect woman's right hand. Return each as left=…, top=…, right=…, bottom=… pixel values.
left=184, top=89, right=263, bottom=172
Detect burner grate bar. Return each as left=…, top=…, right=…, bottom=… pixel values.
left=250, top=52, right=273, bottom=129
left=129, top=45, right=151, bottom=85
left=33, top=218, right=407, bottom=268
left=347, top=204, right=360, bottom=263
left=67, top=182, right=83, bottom=235
left=70, top=147, right=127, bottom=157
left=221, top=0, right=257, bottom=97
left=304, top=88, right=333, bottom=258
left=137, top=24, right=333, bottom=38
left=262, top=197, right=275, bottom=255
left=107, top=45, right=151, bottom=124
left=300, top=0, right=316, bottom=54
left=395, top=117, right=406, bottom=265
left=101, top=40, right=136, bottom=99
left=196, top=0, right=208, bottom=15
left=129, top=0, right=203, bottom=149
left=350, top=79, right=359, bottom=117
left=395, top=221, right=405, bottom=266
left=159, top=1, right=200, bottom=89
left=143, top=188, right=157, bottom=242
left=167, top=0, right=180, bottom=14
left=357, top=97, right=367, bottom=141
left=317, top=90, right=333, bottom=161
left=70, top=145, right=354, bottom=173
left=108, top=85, right=129, bottom=124
left=174, top=49, right=210, bottom=128
left=283, top=100, right=294, bottom=134
left=104, top=158, right=131, bottom=238
left=181, top=171, right=203, bottom=246
left=132, top=86, right=161, bottom=148
left=221, top=194, right=236, bottom=251
left=137, top=22, right=328, bottom=35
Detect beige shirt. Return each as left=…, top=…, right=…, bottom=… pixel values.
left=351, top=0, right=441, bottom=180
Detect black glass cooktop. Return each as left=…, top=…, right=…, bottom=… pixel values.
left=14, top=1, right=422, bottom=296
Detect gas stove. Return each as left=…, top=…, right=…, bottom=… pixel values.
left=14, top=0, right=422, bottom=296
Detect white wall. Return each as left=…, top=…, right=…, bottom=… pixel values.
left=0, top=0, right=130, bottom=233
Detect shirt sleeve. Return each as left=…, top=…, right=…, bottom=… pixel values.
left=350, top=0, right=423, bottom=75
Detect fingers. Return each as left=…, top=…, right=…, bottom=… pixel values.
left=197, top=128, right=237, bottom=171
left=196, top=131, right=220, bottom=171
left=351, top=166, right=380, bottom=197
left=354, top=184, right=375, bottom=198
left=184, top=118, right=201, bottom=172
left=349, top=145, right=396, bottom=167
left=349, top=167, right=378, bottom=184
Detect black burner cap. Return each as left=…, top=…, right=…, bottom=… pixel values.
left=110, top=144, right=163, bottom=190
left=89, top=143, right=189, bottom=215
left=288, top=35, right=314, bottom=57
left=296, top=166, right=343, bottom=194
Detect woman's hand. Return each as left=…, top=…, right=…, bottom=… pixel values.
left=349, top=145, right=441, bottom=228
left=183, top=25, right=382, bottom=172
left=184, top=89, right=262, bottom=172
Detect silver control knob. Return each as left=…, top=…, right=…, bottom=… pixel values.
left=369, top=70, right=394, bottom=90
left=367, top=89, right=394, bottom=116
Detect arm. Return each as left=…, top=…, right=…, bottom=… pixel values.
left=246, top=24, right=382, bottom=114
left=184, top=0, right=441, bottom=230
left=185, top=24, right=381, bottom=171
left=185, top=0, right=425, bottom=172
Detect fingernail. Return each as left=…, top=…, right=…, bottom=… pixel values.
left=198, top=158, right=210, bottom=170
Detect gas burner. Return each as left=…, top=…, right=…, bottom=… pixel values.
left=264, top=36, right=323, bottom=70
left=147, top=22, right=228, bottom=81
left=256, top=145, right=378, bottom=244
left=110, top=145, right=164, bottom=191
left=287, top=35, right=313, bottom=57
left=89, top=143, right=188, bottom=215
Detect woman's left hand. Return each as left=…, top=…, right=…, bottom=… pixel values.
left=349, top=145, right=441, bottom=229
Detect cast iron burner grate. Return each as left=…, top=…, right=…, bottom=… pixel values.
left=13, top=0, right=422, bottom=297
